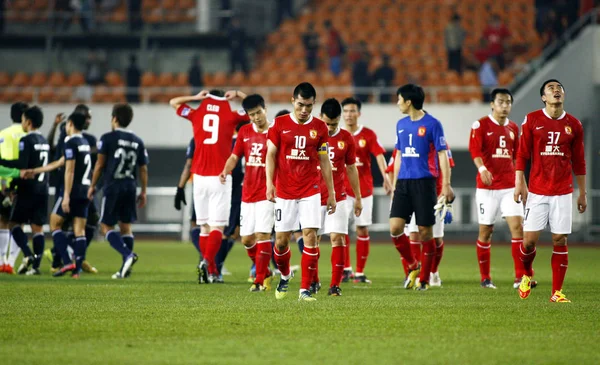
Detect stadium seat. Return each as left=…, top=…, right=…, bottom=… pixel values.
left=157, top=73, right=174, bottom=87
left=48, top=72, right=67, bottom=87
left=11, top=72, right=30, bottom=87
left=174, top=72, right=189, bottom=87
left=68, top=72, right=86, bottom=87
left=141, top=72, right=157, bottom=87
left=0, top=72, right=11, bottom=87
left=105, top=71, right=124, bottom=87
left=229, top=71, right=246, bottom=87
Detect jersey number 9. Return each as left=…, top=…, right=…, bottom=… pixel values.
left=203, top=114, right=220, bottom=145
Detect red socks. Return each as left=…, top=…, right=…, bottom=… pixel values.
left=511, top=238, right=524, bottom=279
left=410, top=240, right=422, bottom=264
left=401, top=257, right=409, bottom=276
left=331, top=246, right=344, bottom=287
left=355, top=235, right=370, bottom=273
left=476, top=240, right=491, bottom=281
left=343, top=235, right=351, bottom=269
left=419, top=239, right=435, bottom=283
left=551, top=245, right=568, bottom=293
left=254, top=240, right=272, bottom=285
left=519, top=243, right=537, bottom=276
left=312, top=247, right=321, bottom=284
left=301, top=246, right=319, bottom=291
left=199, top=233, right=209, bottom=257
left=392, top=234, right=417, bottom=269
left=205, top=230, right=222, bottom=275
left=245, top=243, right=257, bottom=264
left=274, top=246, right=291, bottom=277
left=431, top=240, right=444, bottom=273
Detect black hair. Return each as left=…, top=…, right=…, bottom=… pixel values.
left=396, top=83, right=425, bottom=110
left=68, top=112, right=87, bottom=131
left=112, top=103, right=134, bottom=127
left=236, top=121, right=250, bottom=132
left=209, top=89, right=225, bottom=97
left=241, top=94, right=265, bottom=111
left=10, top=102, right=28, bottom=124
left=490, top=88, right=513, bottom=103
left=293, top=82, right=317, bottom=100
left=539, top=79, right=563, bottom=104
left=73, top=104, right=91, bottom=118
left=23, top=106, right=43, bottom=129
left=275, top=109, right=290, bottom=118
left=341, top=97, right=362, bottom=111
left=320, top=98, right=342, bottom=120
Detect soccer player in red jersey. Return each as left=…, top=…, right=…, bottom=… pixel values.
left=514, top=79, right=587, bottom=303
left=266, top=82, right=335, bottom=301
left=469, top=88, right=528, bottom=290
left=314, top=99, right=362, bottom=297
left=220, top=94, right=274, bottom=292
left=340, top=97, right=392, bottom=284
left=170, top=89, right=249, bottom=284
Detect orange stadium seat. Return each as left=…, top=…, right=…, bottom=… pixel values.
left=68, top=72, right=86, bottom=87
left=105, top=71, right=124, bottom=87
left=141, top=72, right=157, bottom=87
left=0, top=72, right=11, bottom=87
left=157, top=72, right=174, bottom=87
left=229, top=71, right=246, bottom=87
left=174, top=72, right=189, bottom=87
left=38, top=86, right=56, bottom=103
left=247, top=72, right=263, bottom=87
left=92, top=86, right=110, bottom=103
left=11, top=72, right=29, bottom=87
left=47, top=72, right=66, bottom=87
left=210, top=72, right=228, bottom=87
left=29, top=72, right=48, bottom=87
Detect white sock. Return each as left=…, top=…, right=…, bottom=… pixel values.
left=67, top=245, right=74, bottom=260
left=0, top=229, right=8, bottom=265
left=8, top=236, right=21, bottom=267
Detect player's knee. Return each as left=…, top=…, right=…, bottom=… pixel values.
left=275, top=234, right=289, bottom=250
left=418, top=227, right=433, bottom=242
left=552, top=234, right=568, bottom=247
left=330, top=234, right=344, bottom=247
left=435, top=238, right=443, bottom=247
left=241, top=235, right=254, bottom=247
left=302, top=229, right=317, bottom=247
left=389, top=220, right=404, bottom=236
left=356, top=226, right=368, bottom=237
left=478, top=225, right=494, bottom=242
left=99, top=224, right=112, bottom=236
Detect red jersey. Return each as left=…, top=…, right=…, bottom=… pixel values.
left=176, top=95, right=249, bottom=176
left=232, top=123, right=269, bottom=203
left=483, top=24, right=510, bottom=56
left=516, top=109, right=586, bottom=196
left=319, top=128, right=356, bottom=205
left=344, top=125, right=386, bottom=198
left=387, top=147, right=454, bottom=195
left=268, top=114, right=329, bottom=200
left=385, top=148, right=397, bottom=174
left=469, top=115, right=519, bottom=190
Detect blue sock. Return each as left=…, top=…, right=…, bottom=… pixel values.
left=297, top=236, right=304, bottom=254
left=216, top=238, right=234, bottom=275
left=106, top=231, right=130, bottom=258
left=32, top=233, right=45, bottom=269
left=190, top=227, right=201, bottom=253
left=85, top=225, right=96, bottom=248
left=122, top=235, right=134, bottom=252
left=52, top=230, right=72, bottom=264
left=74, top=236, right=87, bottom=272
left=11, top=226, right=32, bottom=257
left=66, top=232, right=75, bottom=250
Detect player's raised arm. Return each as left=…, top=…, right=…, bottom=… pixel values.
left=572, top=121, right=587, bottom=213
left=514, top=117, right=532, bottom=204
left=224, top=89, right=247, bottom=101
left=169, top=90, right=209, bottom=110
left=47, top=113, right=65, bottom=150
left=469, top=121, right=493, bottom=186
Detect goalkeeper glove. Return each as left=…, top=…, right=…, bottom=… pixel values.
left=174, top=187, right=187, bottom=210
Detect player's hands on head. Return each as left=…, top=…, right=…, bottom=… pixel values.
left=224, top=90, right=238, bottom=100
left=480, top=170, right=493, bottom=186
left=354, top=198, right=363, bottom=217
left=195, top=90, right=209, bottom=100
left=514, top=182, right=528, bottom=206
left=577, top=193, right=587, bottom=214
left=137, top=192, right=147, bottom=209
left=266, top=183, right=276, bottom=203
left=61, top=196, right=70, bottom=214
left=54, top=113, right=65, bottom=126
left=327, top=196, right=337, bottom=215
left=174, top=187, right=186, bottom=210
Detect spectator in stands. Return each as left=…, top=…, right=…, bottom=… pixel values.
left=53, top=0, right=76, bottom=31
left=128, top=0, right=142, bottom=31
left=0, top=0, right=5, bottom=33
left=84, top=50, right=106, bottom=86
left=302, top=22, right=319, bottom=72
left=324, top=20, right=345, bottom=76
left=372, top=54, right=395, bottom=103
left=126, top=54, right=141, bottom=103
left=352, top=48, right=370, bottom=103
left=189, top=55, right=204, bottom=94
left=228, top=17, right=249, bottom=75
left=479, top=58, right=498, bottom=102
left=482, top=14, right=510, bottom=70
left=444, top=13, right=466, bottom=74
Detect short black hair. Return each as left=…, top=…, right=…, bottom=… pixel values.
left=341, top=97, right=362, bottom=111
left=490, top=88, right=513, bottom=103
left=320, top=98, right=342, bottom=120
left=209, top=89, right=225, bottom=97
left=241, top=94, right=265, bottom=111
left=10, top=102, right=28, bottom=124
left=539, top=79, right=563, bottom=97
left=275, top=109, right=290, bottom=118
left=236, top=121, right=250, bottom=132
left=397, top=83, right=425, bottom=110
left=73, top=104, right=91, bottom=118
left=23, top=106, right=43, bottom=129
left=68, top=112, right=87, bottom=131
left=293, top=82, right=317, bottom=100
left=112, top=103, right=134, bottom=127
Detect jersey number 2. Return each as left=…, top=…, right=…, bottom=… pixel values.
left=82, top=154, right=92, bottom=185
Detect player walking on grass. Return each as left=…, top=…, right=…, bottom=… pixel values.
left=170, top=89, right=249, bottom=283
left=389, top=84, right=454, bottom=291
left=514, top=79, right=587, bottom=303
left=469, top=88, right=528, bottom=289
left=314, top=98, right=362, bottom=297
left=266, top=82, right=335, bottom=301
left=88, top=104, right=148, bottom=279
left=340, top=97, right=392, bottom=283
left=220, top=94, right=275, bottom=292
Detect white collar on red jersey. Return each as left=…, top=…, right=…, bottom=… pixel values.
left=290, top=112, right=313, bottom=125
left=329, top=127, right=341, bottom=137
left=207, top=94, right=227, bottom=101
left=488, top=114, right=508, bottom=126
left=351, top=125, right=363, bottom=136
left=252, top=122, right=269, bottom=134
left=542, top=108, right=566, bottom=120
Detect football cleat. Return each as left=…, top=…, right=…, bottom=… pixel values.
left=249, top=284, right=265, bottom=292
left=120, top=253, right=138, bottom=278
left=4, top=265, right=15, bottom=275
left=25, top=268, right=41, bottom=276
left=403, top=264, right=421, bottom=289
left=82, top=261, right=98, bottom=274
left=341, top=269, right=354, bottom=283
left=298, top=290, right=317, bottom=301
left=481, top=279, right=497, bottom=289
left=275, top=271, right=294, bottom=300
left=519, top=275, right=532, bottom=299
left=197, top=260, right=208, bottom=284
left=549, top=290, right=571, bottom=303
left=0, top=264, right=5, bottom=273
left=263, top=272, right=273, bottom=291
left=514, top=278, right=538, bottom=289
left=71, top=273, right=80, bottom=279
left=43, top=249, right=54, bottom=265
left=111, top=271, right=122, bottom=279
left=17, top=256, right=35, bottom=275
left=414, top=281, right=429, bottom=291
left=212, top=275, right=224, bottom=283
left=309, top=281, right=321, bottom=295
left=429, top=272, right=442, bottom=287
left=52, top=263, right=76, bottom=277
left=353, top=274, right=372, bottom=284
left=327, top=285, right=342, bottom=296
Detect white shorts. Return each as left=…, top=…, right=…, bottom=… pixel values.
left=318, top=199, right=350, bottom=236
left=405, top=212, right=445, bottom=238
left=193, top=174, right=231, bottom=227
left=476, top=188, right=524, bottom=225
left=347, top=195, right=373, bottom=228
left=240, top=200, right=275, bottom=236
left=524, top=192, right=572, bottom=234
left=274, top=194, right=321, bottom=232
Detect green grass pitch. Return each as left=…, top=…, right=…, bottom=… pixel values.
left=1, top=240, right=600, bottom=364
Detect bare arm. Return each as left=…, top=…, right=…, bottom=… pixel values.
left=219, top=154, right=239, bottom=184
left=225, top=90, right=247, bottom=101
left=319, top=153, right=336, bottom=214
left=576, top=175, right=587, bottom=213
left=473, top=156, right=493, bottom=186
left=375, top=153, right=393, bottom=194
left=346, top=164, right=363, bottom=216
left=47, top=114, right=65, bottom=150
left=438, top=150, right=455, bottom=201
left=392, top=152, right=401, bottom=190
left=265, top=141, right=277, bottom=201
left=33, top=157, right=65, bottom=175
left=177, top=158, right=192, bottom=188
left=63, top=160, right=75, bottom=199
left=137, top=165, right=148, bottom=208
left=88, top=153, right=105, bottom=200
left=169, top=90, right=208, bottom=110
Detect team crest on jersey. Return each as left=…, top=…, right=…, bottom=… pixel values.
left=310, top=129, right=318, bottom=139
left=509, top=131, right=515, bottom=140
left=565, top=126, right=572, bottom=135
left=418, top=127, right=426, bottom=137
left=337, top=141, right=345, bottom=150
left=359, top=139, right=366, bottom=148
